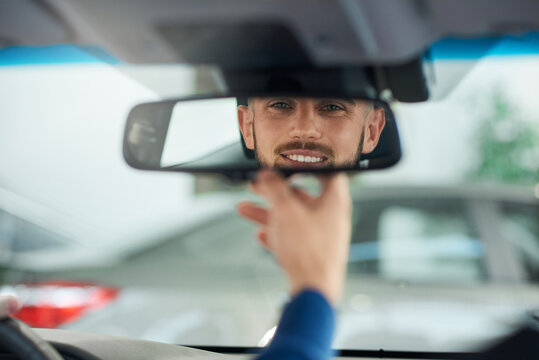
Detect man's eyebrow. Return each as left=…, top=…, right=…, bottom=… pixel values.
left=319, top=98, right=357, bottom=106
left=260, top=96, right=296, bottom=103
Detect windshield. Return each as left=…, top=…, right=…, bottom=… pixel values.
left=0, top=34, right=538, bottom=353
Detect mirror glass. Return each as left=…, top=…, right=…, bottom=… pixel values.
left=162, top=98, right=240, bottom=166
left=124, top=95, right=401, bottom=176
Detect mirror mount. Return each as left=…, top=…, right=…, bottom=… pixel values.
left=221, top=67, right=380, bottom=99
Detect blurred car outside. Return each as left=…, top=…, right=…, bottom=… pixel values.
left=1, top=185, right=537, bottom=352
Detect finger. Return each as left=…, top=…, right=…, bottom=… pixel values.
left=249, top=181, right=263, bottom=196
left=318, top=173, right=351, bottom=207
left=291, top=187, right=315, bottom=204
left=255, top=170, right=291, bottom=207
left=237, top=202, right=268, bottom=225
left=257, top=228, right=271, bottom=251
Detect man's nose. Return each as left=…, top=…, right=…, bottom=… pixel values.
left=288, top=109, right=321, bottom=140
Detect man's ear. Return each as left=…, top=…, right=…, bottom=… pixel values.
left=238, top=105, right=255, bottom=150
left=361, top=108, right=386, bottom=154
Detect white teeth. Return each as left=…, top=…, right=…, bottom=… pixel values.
left=285, top=154, right=323, bottom=163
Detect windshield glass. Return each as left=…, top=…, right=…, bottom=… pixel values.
left=0, top=34, right=538, bottom=353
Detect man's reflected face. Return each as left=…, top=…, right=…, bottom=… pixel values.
left=238, top=97, right=386, bottom=168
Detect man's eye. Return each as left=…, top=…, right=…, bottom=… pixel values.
left=322, top=104, right=344, bottom=112
left=269, top=102, right=292, bottom=110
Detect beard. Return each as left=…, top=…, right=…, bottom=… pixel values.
left=252, top=125, right=365, bottom=169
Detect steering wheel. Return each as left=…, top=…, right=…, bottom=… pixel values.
left=0, top=317, right=63, bottom=360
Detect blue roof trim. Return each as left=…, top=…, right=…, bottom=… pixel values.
left=0, top=31, right=537, bottom=65
left=0, top=45, right=120, bottom=66
left=429, top=31, right=539, bottom=60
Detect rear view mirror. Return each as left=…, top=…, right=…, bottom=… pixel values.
left=123, top=94, right=401, bottom=179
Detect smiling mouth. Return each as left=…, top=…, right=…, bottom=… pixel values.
left=278, top=149, right=330, bottom=166
left=281, top=154, right=326, bottom=163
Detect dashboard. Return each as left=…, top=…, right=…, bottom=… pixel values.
left=0, top=328, right=472, bottom=360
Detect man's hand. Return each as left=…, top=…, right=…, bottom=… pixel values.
left=238, top=170, right=352, bottom=305
left=0, top=294, right=21, bottom=319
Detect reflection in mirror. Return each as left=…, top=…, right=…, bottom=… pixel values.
left=162, top=98, right=240, bottom=167
left=237, top=97, right=387, bottom=169
left=123, top=95, right=401, bottom=176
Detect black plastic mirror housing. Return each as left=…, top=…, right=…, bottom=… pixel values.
left=123, top=92, right=401, bottom=180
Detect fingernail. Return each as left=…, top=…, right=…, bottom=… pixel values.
left=255, top=169, right=271, bottom=182
left=8, top=299, right=20, bottom=314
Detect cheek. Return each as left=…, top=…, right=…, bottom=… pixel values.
left=325, top=121, right=363, bottom=158
left=254, top=121, right=281, bottom=152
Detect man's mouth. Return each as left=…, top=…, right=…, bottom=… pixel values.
left=279, top=150, right=329, bottom=165
left=282, top=154, right=324, bottom=163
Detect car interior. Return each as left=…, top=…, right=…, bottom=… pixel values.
left=1, top=1, right=539, bottom=359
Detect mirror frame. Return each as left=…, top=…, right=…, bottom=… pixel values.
left=123, top=92, right=401, bottom=180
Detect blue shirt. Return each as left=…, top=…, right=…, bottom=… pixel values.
left=256, top=290, right=335, bottom=360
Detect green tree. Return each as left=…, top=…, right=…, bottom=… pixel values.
left=469, top=89, right=539, bottom=186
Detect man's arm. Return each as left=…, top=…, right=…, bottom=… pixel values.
left=257, top=290, right=335, bottom=360
left=238, top=170, right=352, bottom=359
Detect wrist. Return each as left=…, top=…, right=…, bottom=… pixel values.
left=290, top=278, right=343, bottom=306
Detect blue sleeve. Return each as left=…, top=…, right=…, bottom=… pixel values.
left=256, top=290, right=336, bottom=360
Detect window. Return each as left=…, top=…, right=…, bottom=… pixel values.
left=499, top=203, right=539, bottom=281
left=349, top=198, right=485, bottom=283
left=0, top=210, right=67, bottom=255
